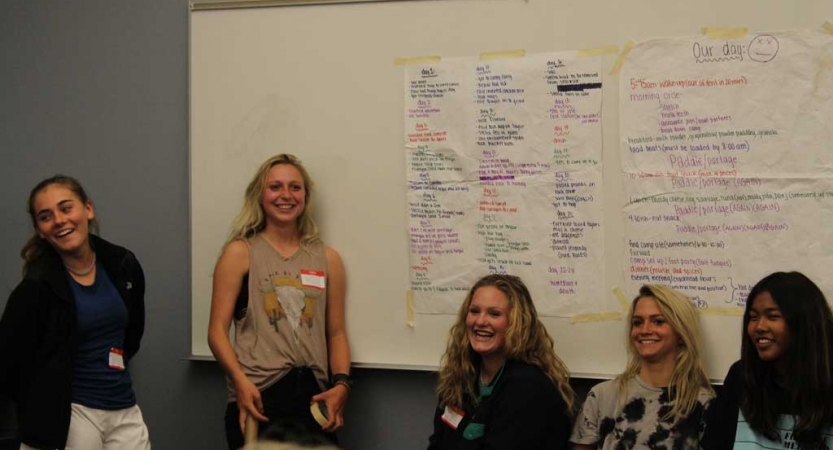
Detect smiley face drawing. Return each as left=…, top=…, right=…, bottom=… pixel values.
left=748, top=34, right=779, bottom=62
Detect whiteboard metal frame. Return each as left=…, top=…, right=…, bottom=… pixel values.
left=191, top=0, right=429, bottom=12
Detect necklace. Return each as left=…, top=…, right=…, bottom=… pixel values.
left=65, top=253, right=96, bottom=276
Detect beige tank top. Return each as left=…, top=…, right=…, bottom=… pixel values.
left=227, top=234, right=329, bottom=401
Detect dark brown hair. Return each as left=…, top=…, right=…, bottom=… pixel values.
left=21, top=175, right=99, bottom=274
left=741, top=272, right=833, bottom=449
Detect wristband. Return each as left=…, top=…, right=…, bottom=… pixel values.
left=332, top=373, right=353, bottom=390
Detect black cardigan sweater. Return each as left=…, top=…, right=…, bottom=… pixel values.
left=0, top=235, right=145, bottom=450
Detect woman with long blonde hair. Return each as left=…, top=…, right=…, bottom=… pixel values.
left=428, top=274, right=575, bottom=450
left=570, top=285, right=713, bottom=450
left=208, top=154, right=351, bottom=449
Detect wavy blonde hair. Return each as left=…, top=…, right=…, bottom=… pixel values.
left=436, top=274, right=575, bottom=413
left=618, top=284, right=713, bottom=420
left=226, top=154, right=320, bottom=249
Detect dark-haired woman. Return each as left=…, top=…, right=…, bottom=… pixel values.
left=701, top=272, right=833, bottom=450
left=0, top=175, right=149, bottom=450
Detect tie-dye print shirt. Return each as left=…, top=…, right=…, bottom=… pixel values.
left=570, top=376, right=712, bottom=450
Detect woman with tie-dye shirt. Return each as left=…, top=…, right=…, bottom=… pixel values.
left=570, top=285, right=713, bottom=450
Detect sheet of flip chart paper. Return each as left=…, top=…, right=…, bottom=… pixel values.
left=404, top=52, right=606, bottom=316
left=620, top=30, right=833, bottom=310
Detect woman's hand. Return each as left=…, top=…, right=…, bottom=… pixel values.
left=208, top=240, right=264, bottom=434
left=234, top=375, right=269, bottom=433
left=320, top=246, right=351, bottom=434
left=311, top=383, right=349, bottom=432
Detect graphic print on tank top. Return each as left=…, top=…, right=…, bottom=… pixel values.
left=259, top=274, right=319, bottom=343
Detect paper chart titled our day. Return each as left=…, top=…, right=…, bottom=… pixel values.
left=405, top=52, right=605, bottom=316
left=620, top=30, right=833, bottom=310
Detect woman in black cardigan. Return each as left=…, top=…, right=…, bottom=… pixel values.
left=0, top=175, right=148, bottom=450
left=427, top=274, right=575, bottom=450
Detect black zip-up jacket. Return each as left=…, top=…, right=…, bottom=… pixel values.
left=427, top=360, right=571, bottom=450
left=0, top=235, right=145, bottom=450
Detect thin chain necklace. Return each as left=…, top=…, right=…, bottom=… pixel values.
left=65, top=253, right=96, bottom=276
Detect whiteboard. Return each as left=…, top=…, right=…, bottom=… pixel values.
left=189, top=0, right=833, bottom=378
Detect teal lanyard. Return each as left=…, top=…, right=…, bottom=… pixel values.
left=476, top=363, right=506, bottom=403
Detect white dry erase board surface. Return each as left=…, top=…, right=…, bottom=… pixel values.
left=189, top=0, right=833, bottom=378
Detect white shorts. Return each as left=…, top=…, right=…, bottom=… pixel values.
left=21, top=403, right=151, bottom=450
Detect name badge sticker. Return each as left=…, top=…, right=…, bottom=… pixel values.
left=301, top=270, right=326, bottom=290
left=109, top=348, right=125, bottom=370
left=441, top=405, right=465, bottom=430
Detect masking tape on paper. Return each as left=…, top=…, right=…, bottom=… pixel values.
left=394, top=55, right=442, bottom=66
left=610, top=39, right=634, bottom=75
left=613, top=287, right=630, bottom=311
left=406, top=290, right=416, bottom=327
left=702, top=27, right=748, bottom=39
left=480, top=49, right=526, bottom=60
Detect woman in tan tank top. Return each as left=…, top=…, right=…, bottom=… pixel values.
left=208, top=154, right=351, bottom=449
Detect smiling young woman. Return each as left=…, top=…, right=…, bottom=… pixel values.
left=630, top=296, right=681, bottom=365
left=570, top=285, right=713, bottom=450
left=465, top=285, right=510, bottom=381
left=428, top=274, right=575, bottom=450
left=208, top=154, right=351, bottom=449
left=0, top=175, right=149, bottom=450
left=702, top=272, right=833, bottom=450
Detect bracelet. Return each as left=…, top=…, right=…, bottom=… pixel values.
left=332, top=373, right=353, bottom=391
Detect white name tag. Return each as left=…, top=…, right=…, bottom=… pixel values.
left=441, top=405, right=465, bottom=430
left=109, top=348, right=125, bottom=370
left=301, top=270, right=326, bottom=290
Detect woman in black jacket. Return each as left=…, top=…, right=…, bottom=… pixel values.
left=0, top=175, right=149, bottom=450
left=427, top=274, right=575, bottom=450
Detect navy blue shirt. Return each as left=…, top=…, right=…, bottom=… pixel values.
left=69, top=263, right=135, bottom=409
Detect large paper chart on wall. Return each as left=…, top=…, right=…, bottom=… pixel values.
left=620, top=30, right=833, bottom=310
left=405, top=52, right=606, bottom=317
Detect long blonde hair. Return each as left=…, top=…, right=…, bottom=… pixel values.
left=618, top=284, right=713, bottom=420
left=436, top=274, right=575, bottom=413
left=226, top=154, right=320, bottom=249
